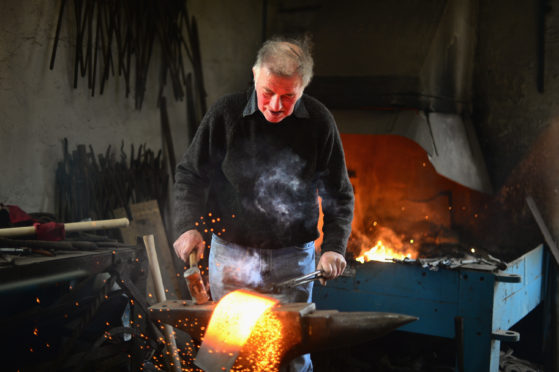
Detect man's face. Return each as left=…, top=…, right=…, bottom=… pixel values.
left=253, top=66, right=305, bottom=123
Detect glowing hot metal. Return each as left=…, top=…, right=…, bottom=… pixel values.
left=194, top=290, right=279, bottom=371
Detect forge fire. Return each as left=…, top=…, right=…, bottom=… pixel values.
left=341, top=133, right=493, bottom=262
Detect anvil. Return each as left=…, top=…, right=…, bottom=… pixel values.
left=149, top=299, right=417, bottom=370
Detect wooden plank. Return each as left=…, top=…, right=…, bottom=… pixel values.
left=114, top=200, right=186, bottom=300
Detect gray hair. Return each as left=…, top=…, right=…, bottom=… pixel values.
left=253, top=36, right=314, bottom=88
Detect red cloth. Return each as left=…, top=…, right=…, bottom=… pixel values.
left=7, top=205, right=34, bottom=224
left=34, top=222, right=66, bottom=241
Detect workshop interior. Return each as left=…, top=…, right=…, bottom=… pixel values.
left=1, top=0, right=558, bottom=371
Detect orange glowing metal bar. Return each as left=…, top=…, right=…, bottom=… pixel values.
left=203, top=289, right=279, bottom=350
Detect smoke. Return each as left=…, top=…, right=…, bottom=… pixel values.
left=217, top=247, right=266, bottom=290
left=252, top=149, right=307, bottom=229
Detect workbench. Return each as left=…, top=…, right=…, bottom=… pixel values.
left=0, top=246, right=149, bottom=371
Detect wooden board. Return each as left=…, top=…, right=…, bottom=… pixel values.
left=114, top=200, right=186, bottom=300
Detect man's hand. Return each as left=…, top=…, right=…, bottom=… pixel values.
left=173, top=229, right=205, bottom=263
left=316, top=251, right=346, bottom=286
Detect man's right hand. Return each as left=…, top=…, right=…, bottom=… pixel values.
left=173, top=229, right=205, bottom=263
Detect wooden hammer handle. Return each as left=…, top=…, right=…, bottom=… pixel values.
left=189, top=252, right=198, bottom=268
left=0, top=218, right=129, bottom=238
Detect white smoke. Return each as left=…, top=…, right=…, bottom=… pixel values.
left=216, top=247, right=266, bottom=290
left=253, top=149, right=306, bottom=227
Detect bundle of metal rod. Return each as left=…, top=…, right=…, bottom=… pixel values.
left=49, top=0, right=207, bottom=112
left=55, top=139, right=169, bottom=223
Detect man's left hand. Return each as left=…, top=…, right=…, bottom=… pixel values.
left=316, top=251, right=346, bottom=286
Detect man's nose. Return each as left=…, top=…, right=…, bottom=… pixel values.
left=269, top=95, right=282, bottom=110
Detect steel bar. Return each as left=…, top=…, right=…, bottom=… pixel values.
left=159, top=96, right=176, bottom=182
left=50, top=0, right=67, bottom=70
left=185, top=73, right=198, bottom=143
left=189, top=17, right=207, bottom=115
left=72, top=0, right=83, bottom=88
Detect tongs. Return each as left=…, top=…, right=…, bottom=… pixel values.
left=275, top=270, right=324, bottom=289
left=225, top=270, right=325, bottom=294
left=252, top=270, right=324, bottom=293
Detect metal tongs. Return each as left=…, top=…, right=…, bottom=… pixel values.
left=275, top=270, right=324, bottom=289
left=231, top=270, right=325, bottom=294
left=276, top=270, right=324, bottom=288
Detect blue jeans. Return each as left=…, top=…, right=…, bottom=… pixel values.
left=209, top=234, right=314, bottom=372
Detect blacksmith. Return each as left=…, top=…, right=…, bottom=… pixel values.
left=173, top=35, right=354, bottom=371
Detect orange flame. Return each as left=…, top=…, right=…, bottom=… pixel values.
left=356, top=240, right=418, bottom=263
left=202, top=289, right=279, bottom=352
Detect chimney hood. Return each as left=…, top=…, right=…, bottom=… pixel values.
left=332, top=109, right=493, bottom=194
left=302, top=0, right=489, bottom=193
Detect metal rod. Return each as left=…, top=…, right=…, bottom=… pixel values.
left=50, top=0, right=67, bottom=70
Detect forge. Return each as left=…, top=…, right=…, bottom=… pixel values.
left=309, top=113, right=553, bottom=372
left=149, top=295, right=417, bottom=371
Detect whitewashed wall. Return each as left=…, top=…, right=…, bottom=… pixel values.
left=0, top=0, right=262, bottom=217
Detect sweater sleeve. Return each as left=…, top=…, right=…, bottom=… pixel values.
left=317, top=112, right=355, bottom=256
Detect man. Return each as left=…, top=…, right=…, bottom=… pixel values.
left=173, top=36, right=354, bottom=371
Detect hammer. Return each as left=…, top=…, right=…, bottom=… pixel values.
left=184, top=252, right=210, bottom=304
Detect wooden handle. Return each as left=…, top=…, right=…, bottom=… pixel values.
left=64, top=217, right=130, bottom=232
left=142, top=234, right=182, bottom=372
left=189, top=252, right=198, bottom=268
left=143, top=235, right=166, bottom=302
left=0, top=217, right=130, bottom=238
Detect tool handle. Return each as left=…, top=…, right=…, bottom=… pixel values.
left=143, top=235, right=167, bottom=303
left=189, top=252, right=198, bottom=268
left=142, top=234, right=182, bottom=372
left=64, top=218, right=130, bottom=232
left=0, top=218, right=129, bottom=238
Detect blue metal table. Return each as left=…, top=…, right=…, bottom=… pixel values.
left=313, top=244, right=550, bottom=372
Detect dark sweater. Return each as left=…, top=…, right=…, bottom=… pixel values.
left=174, top=89, right=354, bottom=255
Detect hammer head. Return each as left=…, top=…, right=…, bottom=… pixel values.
left=184, top=267, right=210, bottom=304
left=185, top=253, right=210, bottom=304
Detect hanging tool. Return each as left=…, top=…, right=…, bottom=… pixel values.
left=184, top=252, right=210, bottom=304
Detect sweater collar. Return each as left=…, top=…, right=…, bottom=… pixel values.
left=242, top=89, right=310, bottom=119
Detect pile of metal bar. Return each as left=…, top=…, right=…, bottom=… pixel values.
left=50, top=0, right=207, bottom=111
left=55, top=138, right=168, bottom=222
